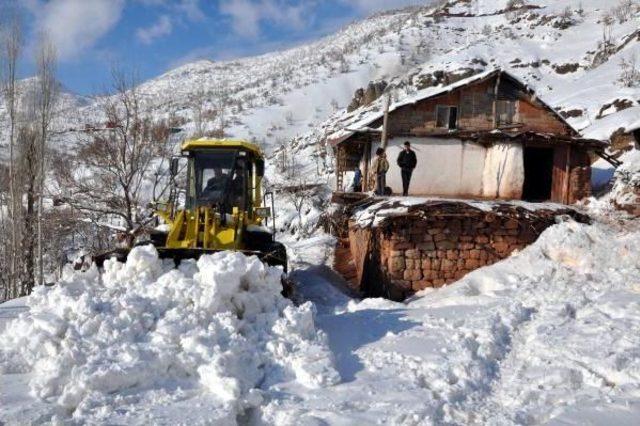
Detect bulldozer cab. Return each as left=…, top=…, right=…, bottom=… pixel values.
left=186, top=149, right=261, bottom=217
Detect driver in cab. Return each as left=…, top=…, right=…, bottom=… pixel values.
left=201, top=168, right=226, bottom=201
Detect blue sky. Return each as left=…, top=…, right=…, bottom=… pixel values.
left=11, top=0, right=426, bottom=95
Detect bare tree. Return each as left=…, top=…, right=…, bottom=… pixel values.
left=0, top=32, right=60, bottom=296
left=16, top=125, right=40, bottom=293
left=0, top=13, right=23, bottom=299
left=55, top=69, right=172, bottom=248
left=34, top=33, right=58, bottom=287
left=601, top=11, right=614, bottom=47
left=619, top=54, right=640, bottom=87
left=282, top=182, right=316, bottom=237
left=213, top=84, right=228, bottom=136
left=592, top=11, right=616, bottom=67
left=189, top=89, right=208, bottom=138
left=613, top=0, right=635, bottom=23
left=0, top=165, right=10, bottom=300
left=559, top=6, right=574, bottom=27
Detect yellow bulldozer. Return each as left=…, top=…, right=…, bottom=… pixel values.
left=95, top=138, right=288, bottom=273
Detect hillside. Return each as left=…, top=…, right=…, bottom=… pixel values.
left=4, top=0, right=640, bottom=168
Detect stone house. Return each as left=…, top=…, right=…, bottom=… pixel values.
left=330, top=68, right=607, bottom=204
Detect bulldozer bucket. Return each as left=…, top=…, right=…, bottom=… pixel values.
left=92, top=245, right=292, bottom=297
left=93, top=245, right=288, bottom=272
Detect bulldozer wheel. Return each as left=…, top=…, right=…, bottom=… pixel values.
left=261, top=241, right=288, bottom=273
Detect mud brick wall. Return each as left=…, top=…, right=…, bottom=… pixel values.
left=569, top=150, right=592, bottom=203
left=569, top=164, right=592, bottom=203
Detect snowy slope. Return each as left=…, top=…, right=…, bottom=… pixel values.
left=314, top=0, right=640, bottom=147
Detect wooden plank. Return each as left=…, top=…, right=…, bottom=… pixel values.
left=363, top=140, right=371, bottom=191
left=564, top=144, right=572, bottom=204
left=551, top=144, right=569, bottom=203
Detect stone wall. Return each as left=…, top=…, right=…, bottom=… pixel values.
left=341, top=201, right=589, bottom=301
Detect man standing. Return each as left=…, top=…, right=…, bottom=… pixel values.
left=352, top=167, right=362, bottom=192
left=397, top=141, right=417, bottom=196
left=371, top=148, right=389, bottom=196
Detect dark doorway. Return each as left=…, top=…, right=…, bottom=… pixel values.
left=522, top=147, right=554, bottom=201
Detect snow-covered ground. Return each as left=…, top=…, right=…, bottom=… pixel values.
left=2, top=210, right=640, bottom=424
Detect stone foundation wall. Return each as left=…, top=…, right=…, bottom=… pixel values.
left=372, top=215, right=538, bottom=299
left=343, top=203, right=589, bottom=301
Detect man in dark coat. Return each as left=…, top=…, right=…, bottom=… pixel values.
left=397, top=141, right=417, bottom=196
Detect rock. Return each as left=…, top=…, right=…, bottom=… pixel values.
left=406, top=249, right=421, bottom=259
left=346, top=81, right=388, bottom=112
left=417, top=242, right=436, bottom=251
left=552, top=63, right=580, bottom=74
left=389, top=256, right=405, bottom=272
left=436, top=240, right=457, bottom=250
left=404, top=269, right=422, bottom=281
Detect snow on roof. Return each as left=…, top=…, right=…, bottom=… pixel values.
left=330, top=68, right=581, bottom=146
left=353, top=196, right=581, bottom=228
left=582, top=106, right=640, bottom=140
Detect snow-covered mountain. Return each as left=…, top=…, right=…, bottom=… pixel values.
left=4, top=0, right=640, bottom=165
left=129, top=0, right=640, bottom=149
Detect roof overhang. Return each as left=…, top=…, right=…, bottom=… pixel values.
left=460, top=130, right=608, bottom=148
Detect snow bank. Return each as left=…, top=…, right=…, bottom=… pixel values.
left=406, top=220, right=640, bottom=423
left=610, top=149, right=640, bottom=211
left=0, top=247, right=339, bottom=423
left=587, top=149, right=640, bottom=215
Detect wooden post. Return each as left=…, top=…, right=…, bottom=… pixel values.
left=492, top=72, right=502, bottom=129
left=564, top=143, right=572, bottom=204
left=363, top=139, right=371, bottom=191
left=381, top=93, right=391, bottom=149
left=336, top=146, right=344, bottom=191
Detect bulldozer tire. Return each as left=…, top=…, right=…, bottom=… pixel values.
left=261, top=241, right=288, bottom=273
left=149, top=230, right=168, bottom=247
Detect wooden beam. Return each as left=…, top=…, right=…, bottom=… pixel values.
left=381, top=93, right=391, bottom=149
left=363, top=140, right=371, bottom=191
left=492, top=72, right=502, bottom=129
left=564, top=143, right=572, bottom=204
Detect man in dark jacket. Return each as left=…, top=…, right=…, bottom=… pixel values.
left=397, top=141, right=417, bottom=196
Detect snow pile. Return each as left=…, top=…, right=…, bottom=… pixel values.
left=610, top=149, right=640, bottom=213
left=407, top=220, right=640, bottom=423
left=0, top=247, right=338, bottom=423
left=587, top=149, right=640, bottom=215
